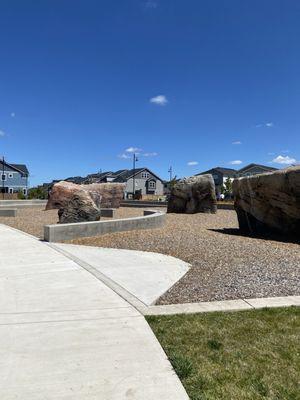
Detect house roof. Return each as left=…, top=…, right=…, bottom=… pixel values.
left=0, top=160, right=29, bottom=175
left=116, top=167, right=163, bottom=182
left=113, top=168, right=145, bottom=182
left=237, top=163, right=278, bottom=173
left=196, top=167, right=237, bottom=176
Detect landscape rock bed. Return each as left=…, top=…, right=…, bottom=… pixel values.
left=0, top=207, right=146, bottom=238
left=69, top=210, right=300, bottom=304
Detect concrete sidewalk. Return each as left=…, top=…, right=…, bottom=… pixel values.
left=0, top=224, right=188, bottom=400
left=52, top=243, right=190, bottom=306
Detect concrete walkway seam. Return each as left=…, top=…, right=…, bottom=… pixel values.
left=48, top=243, right=148, bottom=315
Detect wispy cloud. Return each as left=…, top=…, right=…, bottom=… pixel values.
left=232, top=140, right=242, bottom=145
left=187, top=161, right=198, bottom=166
left=229, top=160, right=243, bottom=165
left=272, top=155, right=297, bottom=165
left=144, top=0, right=157, bottom=8
left=0, top=130, right=6, bottom=137
left=143, top=152, right=158, bottom=157
left=150, top=95, right=168, bottom=106
left=118, top=153, right=131, bottom=159
left=256, top=122, right=274, bottom=128
left=10, top=112, right=15, bottom=118
left=125, top=147, right=142, bottom=153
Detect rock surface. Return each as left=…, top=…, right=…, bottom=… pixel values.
left=233, top=166, right=300, bottom=236
left=58, top=191, right=101, bottom=224
left=167, top=175, right=217, bottom=214
left=46, top=181, right=125, bottom=210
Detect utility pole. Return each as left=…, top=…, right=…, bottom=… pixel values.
left=132, top=153, right=138, bottom=198
left=168, top=165, right=173, bottom=181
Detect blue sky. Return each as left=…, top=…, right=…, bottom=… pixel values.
left=0, top=0, right=299, bottom=186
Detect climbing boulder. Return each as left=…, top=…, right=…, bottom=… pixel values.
left=46, top=181, right=125, bottom=210
left=167, top=175, right=217, bottom=214
left=233, top=166, right=300, bottom=236
left=58, top=190, right=101, bottom=224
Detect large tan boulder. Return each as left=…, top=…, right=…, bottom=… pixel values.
left=233, top=166, right=300, bottom=235
left=46, top=181, right=125, bottom=210
left=167, top=175, right=217, bottom=214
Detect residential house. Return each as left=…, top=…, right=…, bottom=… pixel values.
left=0, top=160, right=29, bottom=197
left=235, top=163, right=278, bottom=177
left=55, top=167, right=164, bottom=199
left=196, top=164, right=278, bottom=197
left=195, top=167, right=237, bottom=197
left=111, top=168, right=164, bottom=198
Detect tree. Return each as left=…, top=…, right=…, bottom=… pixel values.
left=28, top=186, right=48, bottom=199
left=221, top=177, right=233, bottom=198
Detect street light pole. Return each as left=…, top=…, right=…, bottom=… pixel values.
left=132, top=153, right=138, bottom=199
left=2, top=156, right=5, bottom=200
left=168, top=165, right=173, bottom=181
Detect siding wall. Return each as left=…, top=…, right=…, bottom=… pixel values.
left=125, top=174, right=164, bottom=196
left=1, top=169, right=28, bottom=192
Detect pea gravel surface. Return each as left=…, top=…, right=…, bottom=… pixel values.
left=69, top=209, right=300, bottom=305
left=0, top=206, right=145, bottom=239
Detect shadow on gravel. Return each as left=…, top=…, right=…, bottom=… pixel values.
left=208, top=228, right=300, bottom=245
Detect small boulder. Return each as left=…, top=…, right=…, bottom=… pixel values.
left=58, top=190, right=101, bottom=224
left=167, top=175, right=217, bottom=214
left=233, top=166, right=300, bottom=236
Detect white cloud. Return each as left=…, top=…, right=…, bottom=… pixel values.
left=229, top=160, right=243, bottom=165
left=256, top=122, right=274, bottom=128
left=272, top=155, right=297, bottom=165
left=187, top=161, right=198, bottom=166
left=10, top=112, right=15, bottom=117
left=125, top=147, right=142, bottom=153
left=118, top=153, right=131, bottom=159
left=143, top=152, right=158, bottom=157
left=0, top=130, right=6, bottom=137
left=150, top=95, right=168, bottom=106
left=232, top=140, right=242, bottom=145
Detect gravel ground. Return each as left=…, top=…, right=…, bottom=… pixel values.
left=1, top=207, right=299, bottom=304
left=69, top=210, right=300, bottom=304
left=0, top=207, right=146, bottom=239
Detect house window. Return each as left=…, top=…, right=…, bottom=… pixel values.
left=148, top=180, right=156, bottom=189
left=8, top=173, right=13, bottom=178
left=141, top=172, right=150, bottom=179
left=9, top=188, right=13, bottom=194
left=1, top=174, right=6, bottom=181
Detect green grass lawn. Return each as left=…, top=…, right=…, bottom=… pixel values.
left=146, top=307, right=300, bottom=400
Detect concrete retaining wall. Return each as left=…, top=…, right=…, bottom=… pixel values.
left=120, top=200, right=167, bottom=208
left=0, top=200, right=47, bottom=208
left=100, top=208, right=115, bottom=218
left=0, top=209, right=17, bottom=217
left=44, top=210, right=166, bottom=242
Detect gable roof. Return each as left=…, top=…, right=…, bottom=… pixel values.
left=0, top=160, right=29, bottom=175
left=113, top=167, right=163, bottom=182
left=237, top=163, right=278, bottom=173
left=196, top=167, right=237, bottom=176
